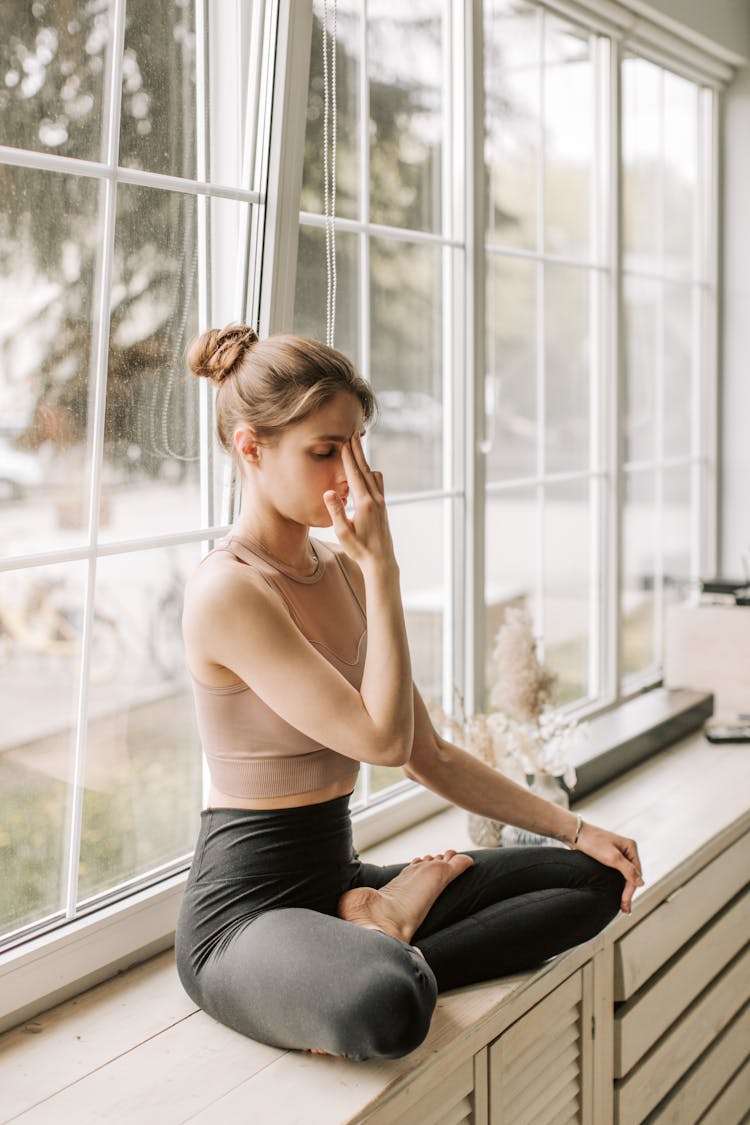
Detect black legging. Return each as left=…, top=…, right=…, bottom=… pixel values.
left=174, top=794, right=624, bottom=1061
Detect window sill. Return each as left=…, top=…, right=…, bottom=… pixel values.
left=570, top=687, right=714, bottom=800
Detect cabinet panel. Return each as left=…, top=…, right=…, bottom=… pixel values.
left=381, top=1057, right=475, bottom=1125
left=615, top=887, right=750, bottom=1076
left=699, top=1055, right=750, bottom=1125
left=489, top=971, right=583, bottom=1125
left=642, top=1001, right=750, bottom=1124
left=614, top=944, right=750, bottom=1125
left=614, top=832, right=750, bottom=1001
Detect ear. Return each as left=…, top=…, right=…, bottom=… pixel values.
left=234, top=425, right=263, bottom=465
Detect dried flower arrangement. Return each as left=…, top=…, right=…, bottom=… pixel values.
left=433, top=606, right=583, bottom=847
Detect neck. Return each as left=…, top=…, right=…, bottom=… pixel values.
left=231, top=516, right=317, bottom=575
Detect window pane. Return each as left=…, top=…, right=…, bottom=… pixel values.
left=485, top=487, right=538, bottom=710
left=623, top=56, right=660, bottom=273
left=484, top=0, right=539, bottom=251
left=0, top=560, right=86, bottom=942
left=120, top=0, right=196, bottom=180
left=543, top=479, right=591, bottom=704
left=390, top=498, right=446, bottom=705
left=302, top=1, right=360, bottom=220
left=293, top=226, right=360, bottom=362
left=369, top=238, right=443, bottom=494
left=543, top=18, right=594, bottom=259
left=100, top=182, right=202, bottom=539
left=375, top=497, right=447, bottom=795
left=0, top=165, right=100, bottom=557
left=621, top=470, right=656, bottom=680
left=78, top=544, right=203, bottom=902
left=486, top=254, right=537, bottom=482
left=663, top=283, right=693, bottom=459
left=663, top=71, right=697, bottom=277
left=545, top=264, right=591, bottom=473
left=368, top=0, right=444, bottom=233
left=0, top=3, right=109, bottom=162
left=663, top=467, right=693, bottom=600
left=623, top=274, right=658, bottom=464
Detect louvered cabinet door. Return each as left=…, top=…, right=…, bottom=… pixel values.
left=488, top=970, right=586, bottom=1125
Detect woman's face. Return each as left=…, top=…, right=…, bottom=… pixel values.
left=250, top=391, right=365, bottom=528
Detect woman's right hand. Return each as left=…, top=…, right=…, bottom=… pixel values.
left=323, top=433, right=396, bottom=571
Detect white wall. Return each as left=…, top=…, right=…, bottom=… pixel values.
left=721, top=63, right=750, bottom=578
left=638, top=0, right=750, bottom=62
left=640, top=0, right=750, bottom=579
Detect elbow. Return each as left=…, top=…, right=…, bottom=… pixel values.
left=380, top=740, right=412, bottom=769
left=403, top=733, right=450, bottom=782
left=373, top=726, right=413, bottom=769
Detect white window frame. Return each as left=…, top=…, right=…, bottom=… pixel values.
left=0, top=0, right=732, bottom=1034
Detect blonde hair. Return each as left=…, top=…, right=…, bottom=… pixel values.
left=186, top=325, right=378, bottom=454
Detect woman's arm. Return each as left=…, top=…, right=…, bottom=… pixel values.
left=404, top=684, right=645, bottom=913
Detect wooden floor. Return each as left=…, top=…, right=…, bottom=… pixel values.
left=2, top=733, right=750, bottom=1124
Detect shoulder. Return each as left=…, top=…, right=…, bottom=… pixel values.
left=183, top=548, right=283, bottom=647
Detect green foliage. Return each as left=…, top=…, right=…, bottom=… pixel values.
left=2, top=0, right=197, bottom=470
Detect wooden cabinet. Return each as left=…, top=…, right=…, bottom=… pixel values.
left=612, top=831, right=750, bottom=1124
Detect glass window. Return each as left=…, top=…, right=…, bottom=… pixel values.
left=483, top=1, right=603, bottom=714
left=1, top=0, right=719, bottom=958
left=296, top=0, right=454, bottom=811
left=621, top=53, right=705, bottom=689
left=0, top=0, right=270, bottom=952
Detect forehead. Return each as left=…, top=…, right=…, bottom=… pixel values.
left=297, top=391, right=364, bottom=439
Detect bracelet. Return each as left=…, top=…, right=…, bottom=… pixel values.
left=571, top=814, right=583, bottom=847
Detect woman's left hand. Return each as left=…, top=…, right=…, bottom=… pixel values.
left=575, top=821, right=645, bottom=914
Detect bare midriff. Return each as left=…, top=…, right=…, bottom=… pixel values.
left=206, top=772, right=359, bottom=811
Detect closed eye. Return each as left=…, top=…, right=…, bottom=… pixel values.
left=311, top=449, right=336, bottom=460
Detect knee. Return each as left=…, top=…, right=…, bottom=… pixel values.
left=591, top=860, right=626, bottom=925
left=349, top=943, right=437, bottom=1060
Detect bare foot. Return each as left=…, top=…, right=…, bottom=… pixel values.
left=337, top=850, right=474, bottom=945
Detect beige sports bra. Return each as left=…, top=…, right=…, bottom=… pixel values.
left=189, top=534, right=366, bottom=799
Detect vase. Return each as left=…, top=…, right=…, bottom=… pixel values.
left=467, top=811, right=504, bottom=848
left=500, top=771, right=570, bottom=848
left=529, top=771, right=570, bottom=809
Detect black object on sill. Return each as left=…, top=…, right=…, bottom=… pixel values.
left=701, top=578, right=745, bottom=594
left=704, top=720, right=750, bottom=744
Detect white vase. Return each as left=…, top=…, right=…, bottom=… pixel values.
left=500, top=771, right=570, bottom=847
left=467, top=811, right=504, bottom=848
left=529, top=771, right=570, bottom=809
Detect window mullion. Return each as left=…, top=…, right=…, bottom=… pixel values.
left=653, top=70, right=666, bottom=670
left=443, top=0, right=458, bottom=716
left=535, top=8, right=546, bottom=657
left=611, top=35, right=625, bottom=701
left=63, top=0, right=128, bottom=922
left=257, top=0, right=314, bottom=334
left=698, top=87, right=719, bottom=578
left=466, top=0, right=485, bottom=716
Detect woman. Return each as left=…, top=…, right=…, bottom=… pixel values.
left=175, top=325, right=644, bottom=1062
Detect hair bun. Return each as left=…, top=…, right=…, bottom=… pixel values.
left=187, top=324, right=259, bottom=385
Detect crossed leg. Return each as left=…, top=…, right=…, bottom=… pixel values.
left=353, top=844, right=625, bottom=992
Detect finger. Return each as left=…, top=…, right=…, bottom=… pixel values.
left=324, top=490, right=353, bottom=539
left=340, top=441, right=371, bottom=504
left=621, top=879, right=637, bottom=913
left=372, top=469, right=385, bottom=497
left=621, top=839, right=645, bottom=884
left=350, top=432, right=378, bottom=491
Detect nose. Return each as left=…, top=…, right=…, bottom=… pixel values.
left=333, top=453, right=348, bottom=499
